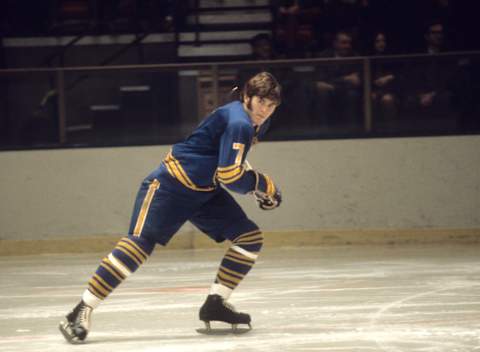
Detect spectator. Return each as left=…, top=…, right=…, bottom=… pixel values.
left=404, top=21, right=455, bottom=117
left=424, top=21, right=446, bottom=54
left=250, top=33, right=276, bottom=61
left=237, top=34, right=277, bottom=87
left=325, top=0, right=363, bottom=52
left=370, top=31, right=398, bottom=123
left=422, top=0, right=458, bottom=48
left=273, top=0, right=322, bottom=58
left=313, top=30, right=362, bottom=126
left=237, top=34, right=296, bottom=131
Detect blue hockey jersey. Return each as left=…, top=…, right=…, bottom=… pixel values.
left=162, top=100, right=272, bottom=195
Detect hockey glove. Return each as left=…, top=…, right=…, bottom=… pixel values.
left=254, top=188, right=282, bottom=210
left=253, top=171, right=282, bottom=210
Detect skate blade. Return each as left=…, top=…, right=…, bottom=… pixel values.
left=58, top=322, right=86, bottom=344
left=196, top=327, right=251, bottom=335
left=196, top=322, right=252, bottom=335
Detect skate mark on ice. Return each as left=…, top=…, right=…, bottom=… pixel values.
left=368, top=283, right=480, bottom=352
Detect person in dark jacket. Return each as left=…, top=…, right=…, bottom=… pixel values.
left=314, top=30, right=362, bottom=126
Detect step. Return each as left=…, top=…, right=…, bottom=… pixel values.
left=119, top=85, right=151, bottom=92
left=194, top=5, right=271, bottom=12
left=178, top=55, right=249, bottom=63
left=199, top=0, right=270, bottom=8
left=66, top=124, right=93, bottom=133
left=89, top=105, right=120, bottom=111
left=178, top=43, right=251, bottom=57
left=4, top=33, right=175, bottom=47
left=5, top=30, right=267, bottom=48
left=187, top=11, right=272, bottom=25
left=179, top=30, right=270, bottom=42
left=183, top=22, right=272, bottom=32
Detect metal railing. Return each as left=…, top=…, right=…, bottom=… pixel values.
left=0, top=51, right=479, bottom=149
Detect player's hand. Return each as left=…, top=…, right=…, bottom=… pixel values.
left=254, top=188, right=282, bottom=210
left=250, top=170, right=281, bottom=210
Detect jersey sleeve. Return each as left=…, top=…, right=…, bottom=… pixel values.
left=216, top=121, right=257, bottom=194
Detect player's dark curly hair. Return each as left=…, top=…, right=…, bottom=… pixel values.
left=240, top=72, right=281, bottom=106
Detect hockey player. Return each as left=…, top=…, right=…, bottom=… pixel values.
left=59, top=71, right=282, bottom=343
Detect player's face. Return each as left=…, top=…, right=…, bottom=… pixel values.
left=244, top=96, right=277, bottom=126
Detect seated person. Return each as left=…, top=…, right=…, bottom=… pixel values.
left=250, top=33, right=276, bottom=61
left=404, top=21, right=455, bottom=117
left=273, top=0, right=322, bottom=58
left=237, top=34, right=297, bottom=132
left=313, top=30, right=362, bottom=126
left=370, top=31, right=398, bottom=123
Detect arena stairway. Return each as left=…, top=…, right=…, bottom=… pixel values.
left=66, top=1, right=276, bottom=145
left=176, top=0, right=274, bottom=62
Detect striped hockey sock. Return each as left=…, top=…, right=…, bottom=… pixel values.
left=82, top=236, right=154, bottom=308
left=210, top=230, right=264, bottom=300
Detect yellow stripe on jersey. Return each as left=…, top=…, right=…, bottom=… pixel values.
left=217, top=165, right=243, bottom=179
left=168, top=155, right=196, bottom=188
left=216, top=165, right=246, bottom=184
left=217, top=164, right=240, bottom=172
left=163, top=158, right=177, bottom=179
left=264, top=174, right=276, bottom=197
left=163, top=152, right=215, bottom=192
left=133, top=179, right=160, bottom=237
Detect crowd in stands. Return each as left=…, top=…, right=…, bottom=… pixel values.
left=271, top=0, right=477, bottom=58
left=248, top=16, right=477, bottom=130
left=1, top=1, right=478, bottom=56
left=243, top=0, right=478, bottom=131
left=1, top=0, right=478, bottom=135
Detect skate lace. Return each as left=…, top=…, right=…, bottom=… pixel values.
left=222, top=301, right=237, bottom=313
left=77, top=305, right=92, bottom=328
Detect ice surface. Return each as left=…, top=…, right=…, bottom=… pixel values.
left=1, top=245, right=479, bottom=352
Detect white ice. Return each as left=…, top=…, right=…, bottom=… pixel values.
left=0, top=245, right=479, bottom=352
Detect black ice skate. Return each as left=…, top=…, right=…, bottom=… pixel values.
left=197, top=294, right=252, bottom=335
left=58, top=300, right=93, bottom=344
